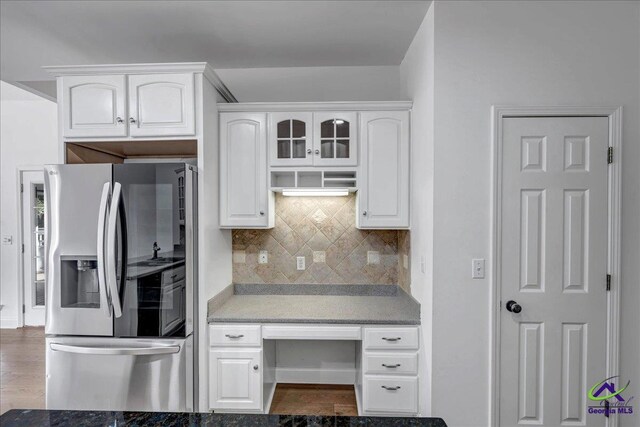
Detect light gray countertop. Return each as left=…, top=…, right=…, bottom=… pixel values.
left=207, top=284, right=420, bottom=325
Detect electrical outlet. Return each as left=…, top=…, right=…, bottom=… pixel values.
left=258, top=250, right=268, bottom=264
left=313, top=251, right=326, bottom=263
left=403, top=254, right=409, bottom=269
left=420, top=256, right=426, bottom=274
left=2, top=235, right=12, bottom=245
left=472, top=258, right=485, bottom=279
left=232, top=250, right=246, bottom=264
left=296, top=256, right=306, bottom=270
left=367, top=251, right=380, bottom=265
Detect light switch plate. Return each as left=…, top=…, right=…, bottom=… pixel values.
left=367, top=251, right=380, bottom=265
left=313, top=251, right=326, bottom=263
left=2, top=235, right=12, bottom=245
left=296, top=256, right=306, bottom=270
left=403, top=254, right=409, bottom=269
left=258, top=250, right=268, bottom=264
left=472, top=258, right=485, bottom=279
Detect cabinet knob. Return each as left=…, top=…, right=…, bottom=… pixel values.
left=253, top=365, right=259, bottom=371
left=116, top=117, right=124, bottom=124
left=259, top=211, right=265, bottom=216
left=315, top=149, right=320, bottom=155
left=362, top=211, right=367, bottom=216
left=306, top=148, right=312, bottom=154
left=129, top=117, right=137, bottom=124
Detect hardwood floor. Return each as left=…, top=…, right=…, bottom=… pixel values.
left=0, top=327, right=46, bottom=415
left=269, top=383, right=358, bottom=416
left=0, top=329, right=359, bottom=417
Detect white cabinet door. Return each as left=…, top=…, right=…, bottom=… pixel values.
left=220, top=113, right=271, bottom=228
left=358, top=111, right=410, bottom=229
left=313, top=112, right=358, bottom=166
left=128, top=74, right=195, bottom=137
left=209, top=349, right=262, bottom=411
left=61, top=75, right=127, bottom=138
left=269, top=112, right=313, bottom=166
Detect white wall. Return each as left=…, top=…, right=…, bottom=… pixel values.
left=399, top=3, right=435, bottom=417
left=0, top=81, right=59, bottom=328
left=426, top=1, right=640, bottom=426
left=216, top=66, right=403, bottom=102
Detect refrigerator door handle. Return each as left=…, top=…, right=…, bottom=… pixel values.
left=49, top=343, right=180, bottom=356
left=106, top=182, right=123, bottom=318
left=96, top=182, right=111, bottom=317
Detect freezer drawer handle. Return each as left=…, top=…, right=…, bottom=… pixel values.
left=381, top=337, right=402, bottom=342
left=50, top=343, right=180, bottom=356
left=225, top=334, right=244, bottom=339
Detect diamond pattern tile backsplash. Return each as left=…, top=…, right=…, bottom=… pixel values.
left=232, top=193, right=410, bottom=291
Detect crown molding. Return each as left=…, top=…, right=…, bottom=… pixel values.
left=217, top=101, right=412, bottom=112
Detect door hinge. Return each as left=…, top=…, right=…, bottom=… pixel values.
left=608, top=147, right=613, bottom=164
left=21, top=244, right=25, bottom=254
left=22, top=304, right=25, bottom=314
left=606, top=274, right=611, bottom=291
left=20, top=183, right=24, bottom=193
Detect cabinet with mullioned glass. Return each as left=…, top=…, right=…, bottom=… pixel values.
left=269, top=112, right=313, bottom=166
left=312, top=112, right=357, bottom=166
left=268, top=111, right=357, bottom=167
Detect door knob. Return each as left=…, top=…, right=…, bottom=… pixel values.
left=506, top=300, right=522, bottom=314
left=129, top=117, right=137, bottom=124
left=116, top=117, right=124, bottom=124
left=306, top=148, right=312, bottom=154
left=315, top=149, right=320, bottom=155
left=253, top=365, right=259, bottom=371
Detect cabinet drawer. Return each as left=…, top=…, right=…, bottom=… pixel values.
left=363, top=327, right=419, bottom=350
left=209, top=324, right=262, bottom=347
left=363, top=352, right=418, bottom=375
left=363, top=375, right=418, bottom=414
left=162, top=265, right=185, bottom=284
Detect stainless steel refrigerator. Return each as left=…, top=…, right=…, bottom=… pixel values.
left=44, top=163, right=197, bottom=412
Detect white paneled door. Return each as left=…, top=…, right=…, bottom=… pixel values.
left=499, top=117, right=609, bottom=426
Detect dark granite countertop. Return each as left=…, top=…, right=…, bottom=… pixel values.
left=207, top=284, right=421, bottom=325
left=0, top=409, right=447, bottom=426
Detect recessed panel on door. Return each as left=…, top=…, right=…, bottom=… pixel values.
left=62, top=75, right=127, bottom=138
left=128, top=74, right=195, bottom=137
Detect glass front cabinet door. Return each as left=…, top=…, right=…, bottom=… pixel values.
left=269, top=112, right=313, bottom=166
left=313, top=112, right=358, bottom=166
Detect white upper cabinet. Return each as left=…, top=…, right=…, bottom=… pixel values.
left=220, top=113, right=272, bottom=228
left=358, top=111, right=410, bottom=229
left=60, top=72, right=195, bottom=139
left=269, top=112, right=313, bottom=166
left=128, top=74, right=196, bottom=137
left=62, top=75, right=127, bottom=138
left=313, top=112, right=358, bottom=166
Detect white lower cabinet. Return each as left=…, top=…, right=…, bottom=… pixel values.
left=209, top=348, right=263, bottom=411
left=208, top=324, right=420, bottom=416
left=363, top=376, right=418, bottom=414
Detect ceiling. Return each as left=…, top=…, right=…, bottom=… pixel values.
left=0, top=0, right=430, bottom=99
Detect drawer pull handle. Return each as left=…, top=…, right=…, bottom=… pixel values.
left=381, top=385, right=401, bottom=391
left=225, top=334, right=244, bottom=339
left=382, top=337, right=402, bottom=342
left=170, top=274, right=178, bottom=279
left=382, top=363, right=401, bottom=368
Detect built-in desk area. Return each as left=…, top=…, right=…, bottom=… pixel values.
left=207, top=284, right=421, bottom=417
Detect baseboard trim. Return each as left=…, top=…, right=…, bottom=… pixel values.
left=0, top=317, right=18, bottom=329
left=275, top=368, right=355, bottom=385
